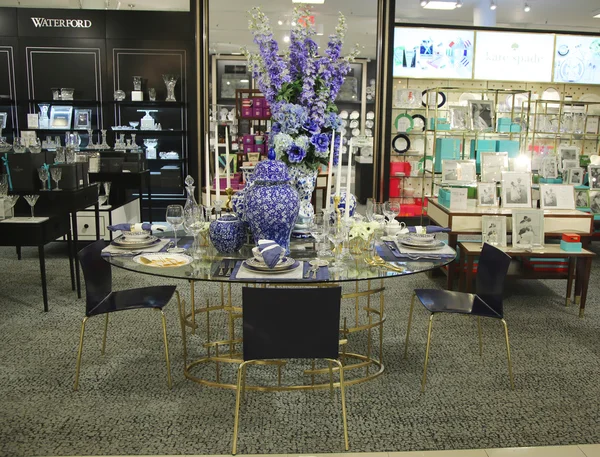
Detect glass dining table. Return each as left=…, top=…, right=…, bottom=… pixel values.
left=105, top=234, right=455, bottom=391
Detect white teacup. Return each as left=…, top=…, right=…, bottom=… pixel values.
left=385, top=221, right=407, bottom=236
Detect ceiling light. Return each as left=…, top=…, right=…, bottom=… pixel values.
left=456, top=0, right=463, bottom=7
left=240, top=79, right=249, bottom=83
left=292, top=0, right=324, bottom=3
left=594, top=13, right=600, bottom=18
left=490, top=0, right=497, bottom=10
left=278, top=20, right=283, bottom=25
left=283, top=35, right=290, bottom=43
left=291, top=21, right=296, bottom=26
left=524, top=3, right=530, bottom=12
left=423, top=1, right=457, bottom=9
left=420, top=0, right=429, bottom=6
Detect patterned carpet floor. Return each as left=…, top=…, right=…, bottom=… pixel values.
left=0, top=242, right=599, bottom=457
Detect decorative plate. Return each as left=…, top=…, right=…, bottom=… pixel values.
left=133, top=253, right=192, bottom=267
left=411, top=114, right=426, bottom=131
left=349, top=119, right=359, bottom=129
left=242, top=258, right=300, bottom=274
left=366, top=111, right=375, bottom=120
left=559, top=58, right=585, bottom=83
left=365, top=120, right=374, bottom=128
left=112, top=236, right=160, bottom=248
left=351, top=128, right=361, bottom=136
left=422, top=90, right=446, bottom=108
left=340, top=110, right=349, bottom=119
left=394, top=113, right=414, bottom=133
left=365, top=129, right=373, bottom=137
left=350, top=110, right=360, bottom=120
left=392, top=133, right=410, bottom=154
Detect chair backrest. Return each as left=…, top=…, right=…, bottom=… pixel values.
left=242, top=286, right=342, bottom=361
left=475, top=243, right=511, bottom=317
left=77, top=239, right=112, bottom=314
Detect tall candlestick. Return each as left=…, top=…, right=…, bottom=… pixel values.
left=325, top=130, right=335, bottom=211
left=214, top=125, right=220, bottom=202
left=335, top=135, right=343, bottom=196
left=344, top=141, right=353, bottom=219
left=225, top=126, right=231, bottom=189
left=204, top=131, right=210, bottom=207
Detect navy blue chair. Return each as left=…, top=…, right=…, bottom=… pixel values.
left=233, top=286, right=348, bottom=454
left=74, top=239, right=179, bottom=390
left=404, top=243, right=514, bottom=392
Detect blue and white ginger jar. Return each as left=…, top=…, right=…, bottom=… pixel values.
left=209, top=213, right=246, bottom=254
left=244, top=159, right=300, bottom=254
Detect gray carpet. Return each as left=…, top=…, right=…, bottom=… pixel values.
left=1, top=241, right=599, bottom=457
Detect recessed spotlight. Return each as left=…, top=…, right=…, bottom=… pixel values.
left=594, top=11, right=600, bottom=18
left=490, top=0, right=497, bottom=10
left=524, top=3, right=530, bottom=12
left=278, top=20, right=283, bottom=25
left=423, top=0, right=457, bottom=9
left=420, top=0, right=429, bottom=6
left=456, top=0, right=463, bottom=7
left=283, top=35, right=290, bottom=43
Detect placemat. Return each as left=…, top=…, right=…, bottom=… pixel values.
left=101, top=238, right=171, bottom=257
left=231, top=260, right=304, bottom=280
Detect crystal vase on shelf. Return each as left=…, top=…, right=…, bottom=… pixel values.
left=162, top=74, right=179, bottom=102
left=243, top=159, right=300, bottom=254
left=288, top=162, right=318, bottom=238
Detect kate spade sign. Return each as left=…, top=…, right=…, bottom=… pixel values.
left=30, top=17, right=93, bottom=28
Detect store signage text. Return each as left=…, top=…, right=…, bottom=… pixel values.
left=30, top=18, right=93, bottom=28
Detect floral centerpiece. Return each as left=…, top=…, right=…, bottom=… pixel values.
left=246, top=6, right=359, bottom=230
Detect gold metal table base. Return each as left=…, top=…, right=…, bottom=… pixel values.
left=178, top=279, right=386, bottom=391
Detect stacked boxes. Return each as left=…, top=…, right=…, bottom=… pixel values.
left=240, top=97, right=271, bottom=119
left=560, top=233, right=582, bottom=252
left=434, top=138, right=462, bottom=173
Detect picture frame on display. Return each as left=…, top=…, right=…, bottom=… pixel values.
left=441, top=159, right=477, bottom=185
left=511, top=209, right=544, bottom=249
left=481, top=152, right=509, bottom=183
left=567, top=168, right=584, bottom=185
left=539, top=184, right=576, bottom=210
left=501, top=171, right=532, bottom=208
left=541, top=156, right=558, bottom=179
left=449, top=106, right=469, bottom=130
left=482, top=215, right=507, bottom=247
left=575, top=189, right=590, bottom=208
left=559, top=145, right=579, bottom=169
left=477, top=182, right=498, bottom=207
left=589, top=190, right=600, bottom=214
left=0, top=112, right=6, bottom=129
left=73, top=109, right=92, bottom=130
left=562, top=160, right=578, bottom=172
left=588, top=165, right=600, bottom=189
left=49, top=106, right=73, bottom=130
left=468, top=100, right=494, bottom=131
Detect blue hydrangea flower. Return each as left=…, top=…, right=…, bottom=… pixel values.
left=287, top=144, right=307, bottom=163
left=310, top=133, right=330, bottom=153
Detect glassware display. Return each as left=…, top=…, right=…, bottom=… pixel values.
left=148, top=88, right=156, bottom=101
left=50, top=167, right=62, bottom=190
left=55, top=146, right=66, bottom=163
left=54, top=136, right=61, bottom=147
left=0, top=174, right=8, bottom=196
left=365, top=198, right=376, bottom=222
left=12, top=137, right=26, bottom=153
left=28, top=138, right=42, bottom=153
left=24, top=194, right=39, bottom=219
left=61, top=88, right=74, bottom=100
left=372, top=202, right=386, bottom=225
left=128, top=121, right=139, bottom=129
left=328, top=223, right=348, bottom=273
left=103, top=182, right=111, bottom=204
left=0, top=136, right=12, bottom=153
left=130, top=133, right=138, bottom=150
left=38, top=166, right=49, bottom=191
left=166, top=204, right=185, bottom=253
left=65, top=148, right=75, bottom=164
left=144, top=138, right=158, bottom=159
left=133, top=76, right=142, bottom=91
left=2, top=194, right=19, bottom=219
left=383, top=201, right=400, bottom=223
left=162, top=74, right=179, bottom=102
left=87, top=129, right=95, bottom=149
left=51, top=88, right=60, bottom=100
left=114, top=90, right=126, bottom=101
left=100, top=129, right=109, bottom=149
left=38, top=103, right=50, bottom=129
left=308, top=213, right=330, bottom=266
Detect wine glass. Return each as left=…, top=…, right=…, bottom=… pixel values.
left=38, top=167, right=49, bottom=191
left=166, top=204, right=185, bottom=253
left=327, top=223, right=348, bottom=273
left=24, top=195, right=39, bottom=219
left=103, top=182, right=111, bottom=204
left=12, top=137, right=26, bottom=153
left=0, top=174, right=8, bottom=197
left=372, top=202, right=385, bottom=225
left=383, top=201, right=400, bottom=223
left=365, top=198, right=376, bottom=222
left=183, top=205, right=205, bottom=258
left=50, top=167, right=62, bottom=190
left=308, top=213, right=330, bottom=266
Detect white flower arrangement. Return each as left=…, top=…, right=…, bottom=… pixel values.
left=349, top=221, right=380, bottom=241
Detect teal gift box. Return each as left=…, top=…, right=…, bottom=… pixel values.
left=497, top=118, right=512, bottom=132
left=560, top=240, right=582, bottom=252
left=470, top=139, right=496, bottom=173
left=496, top=140, right=520, bottom=158
left=435, top=138, right=461, bottom=173
left=429, top=118, right=451, bottom=131
left=510, top=124, right=522, bottom=133
left=438, top=188, right=451, bottom=207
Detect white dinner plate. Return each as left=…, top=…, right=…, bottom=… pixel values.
left=340, top=110, right=349, bottom=119
left=350, top=110, right=360, bottom=120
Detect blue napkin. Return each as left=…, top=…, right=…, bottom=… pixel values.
left=408, top=225, right=450, bottom=234
left=107, top=223, right=152, bottom=232
left=257, top=239, right=284, bottom=269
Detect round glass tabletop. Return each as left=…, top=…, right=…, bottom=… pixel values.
left=105, top=235, right=455, bottom=283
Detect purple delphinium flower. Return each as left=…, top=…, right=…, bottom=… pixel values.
left=287, top=144, right=307, bottom=163
left=332, top=134, right=341, bottom=166
left=310, top=133, right=330, bottom=153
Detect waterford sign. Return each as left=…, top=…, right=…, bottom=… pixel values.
left=30, top=17, right=92, bottom=28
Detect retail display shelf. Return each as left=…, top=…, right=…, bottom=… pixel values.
left=25, top=99, right=102, bottom=105
left=112, top=101, right=186, bottom=108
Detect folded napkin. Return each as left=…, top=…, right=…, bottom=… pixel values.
left=257, top=240, right=284, bottom=269
left=107, top=223, right=166, bottom=232
left=407, top=225, right=451, bottom=234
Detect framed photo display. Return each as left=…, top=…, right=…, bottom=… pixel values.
left=449, top=106, right=469, bottom=130
left=481, top=152, right=508, bottom=182
left=540, top=156, right=558, bottom=179
left=441, top=159, right=477, bottom=185
left=559, top=145, right=579, bottom=169
left=482, top=215, right=507, bottom=247
left=477, top=182, right=498, bottom=207
left=575, top=189, right=590, bottom=208
left=0, top=112, right=7, bottom=129
left=562, top=160, right=578, bottom=172
left=539, top=184, right=575, bottom=210
left=588, top=165, right=600, bottom=189
left=468, top=100, right=494, bottom=131
left=501, top=171, right=532, bottom=208
left=49, top=105, right=73, bottom=130
left=511, top=209, right=544, bottom=249
left=74, top=109, right=92, bottom=130
left=589, top=190, right=600, bottom=214
left=567, top=168, right=584, bottom=185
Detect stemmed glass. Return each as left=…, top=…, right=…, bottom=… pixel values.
left=308, top=213, right=330, bottom=266
left=372, top=202, right=386, bottom=225
left=5, top=195, right=19, bottom=217
left=383, top=201, right=401, bottom=223
left=28, top=138, right=42, bottom=153
left=0, top=174, right=8, bottom=197
left=365, top=198, right=376, bottom=222
left=328, top=223, right=348, bottom=273
left=38, top=166, right=49, bottom=191
left=103, top=182, right=111, bottom=204
left=183, top=205, right=205, bottom=258
left=12, top=137, right=26, bottom=153
left=24, top=195, right=39, bottom=219
left=166, top=204, right=185, bottom=253
left=50, top=167, right=62, bottom=190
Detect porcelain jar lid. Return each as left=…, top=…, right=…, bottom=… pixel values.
left=251, top=159, right=290, bottom=183
left=216, top=213, right=242, bottom=223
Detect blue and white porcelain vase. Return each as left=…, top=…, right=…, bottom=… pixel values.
left=329, top=191, right=357, bottom=217
left=244, top=159, right=300, bottom=254
left=209, top=213, right=246, bottom=254
left=288, top=162, right=318, bottom=237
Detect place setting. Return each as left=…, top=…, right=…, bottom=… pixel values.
left=379, top=226, right=455, bottom=261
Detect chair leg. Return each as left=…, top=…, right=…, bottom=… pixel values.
left=404, top=293, right=416, bottom=359
left=328, top=361, right=334, bottom=397
left=157, top=309, right=172, bottom=389
left=73, top=317, right=88, bottom=391
left=101, top=314, right=109, bottom=355
left=329, top=359, right=349, bottom=451
left=501, top=319, right=515, bottom=390
left=421, top=313, right=435, bottom=393
left=232, top=361, right=249, bottom=455
left=477, top=316, right=483, bottom=357
left=175, top=291, right=187, bottom=361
